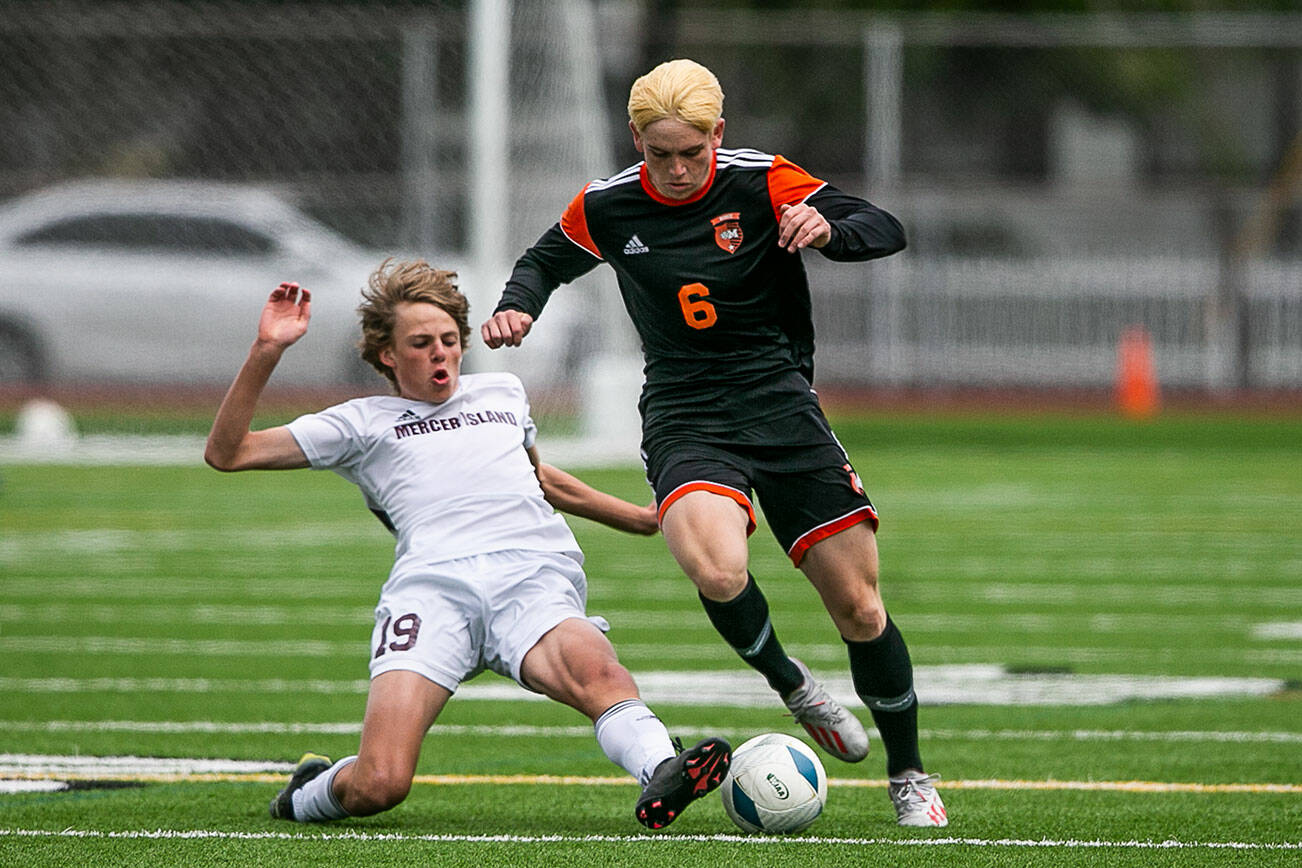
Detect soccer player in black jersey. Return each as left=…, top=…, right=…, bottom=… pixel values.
left=483, top=59, right=947, bottom=827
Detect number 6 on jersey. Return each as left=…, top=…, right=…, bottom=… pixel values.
left=678, top=282, right=718, bottom=330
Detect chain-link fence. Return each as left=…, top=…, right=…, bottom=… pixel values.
left=0, top=0, right=612, bottom=389
left=0, top=1, right=613, bottom=248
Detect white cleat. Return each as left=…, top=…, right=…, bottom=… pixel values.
left=889, top=770, right=949, bottom=827
left=782, top=658, right=870, bottom=763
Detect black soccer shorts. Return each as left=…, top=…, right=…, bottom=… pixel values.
left=647, top=437, right=878, bottom=567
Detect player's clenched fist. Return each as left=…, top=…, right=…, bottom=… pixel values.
left=778, top=203, right=831, bottom=253
left=481, top=309, right=534, bottom=348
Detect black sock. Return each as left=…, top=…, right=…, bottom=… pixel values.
left=845, top=616, right=923, bottom=777
left=699, top=574, right=804, bottom=696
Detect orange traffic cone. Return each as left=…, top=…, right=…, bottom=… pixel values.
left=1116, top=326, right=1160, bottom=419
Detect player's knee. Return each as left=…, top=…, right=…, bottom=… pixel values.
left=593, top=658, right=637, bottom=692
left=855, top=605, right=888, bottom=638
left=562, top=666, right=637, bottom=718
left=576, top=658, right=638, bottom=707
left=837, top=598, right=887, bottom=640
left=691, top=564, right=749, bottom=601
left=345, top=765, right=412, bottom=815
left=822, top=576, right=886, bottom=638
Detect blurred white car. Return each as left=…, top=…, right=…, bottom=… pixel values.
left=0, top=179, right=386, bottom=385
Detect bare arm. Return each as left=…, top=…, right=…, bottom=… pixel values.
left=204, top=282, right=313, bottom=472
left=527, top=447, right=658, bottom=535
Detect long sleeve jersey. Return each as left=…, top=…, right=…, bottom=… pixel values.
left=496, top=147, right=905, bottom=439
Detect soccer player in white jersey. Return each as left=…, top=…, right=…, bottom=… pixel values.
left=205, top=259, right=730, bottom=830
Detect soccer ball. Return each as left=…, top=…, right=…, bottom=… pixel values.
left=720, top=733, right=827, bottom=834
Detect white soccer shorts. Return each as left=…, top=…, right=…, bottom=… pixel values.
left=368, top=549, right=608, bottom=692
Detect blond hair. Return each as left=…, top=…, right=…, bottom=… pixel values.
left=627, top=58, right=723, bottom=133
left=357, top=258, right=467, bottom=389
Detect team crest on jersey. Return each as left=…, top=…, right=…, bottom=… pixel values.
left=711, top=212, right=743, bottom=253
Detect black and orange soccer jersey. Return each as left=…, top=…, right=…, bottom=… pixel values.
left=496, top=147, right=905, bottom=440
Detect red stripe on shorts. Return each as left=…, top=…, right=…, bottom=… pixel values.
left=787, top=506, right=879, bottom=567
left=657, top=481, right=757, bottom=536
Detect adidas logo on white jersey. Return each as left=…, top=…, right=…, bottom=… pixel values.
left=623, top=234, right=649, bottom=255
left=396, top=409, right=420, bottom=422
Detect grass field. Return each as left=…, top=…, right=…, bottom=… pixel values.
left=1, top=410, right=1299, bottom=866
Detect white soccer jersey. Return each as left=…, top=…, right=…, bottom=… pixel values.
left=286, top=372, right=581, bottom=571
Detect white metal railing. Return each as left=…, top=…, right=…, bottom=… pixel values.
left=809, top=256, right=1302, bottom=390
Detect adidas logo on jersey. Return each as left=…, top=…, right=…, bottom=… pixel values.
left=396, top=409, right=420, bottom=423
left=623, top=234, right=649, bottom=255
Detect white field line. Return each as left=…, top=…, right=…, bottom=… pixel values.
left=1253, top=621, right=1302, bottom=640
left=0, top=828, right=1298, bottom=850
left=0, top=433, right=633, bottom=469
left=4, top=719, right=1302, bottom=746
left=0, top=604, right=1276, bottom=634
left=0, top=781, right=67, bottom=793
left=2, top=771, right=1299, bottom=796
left=0, top=667, right=1285, bottom=706
left=3, top=755, right=1300, bottom=795
left=0, top=636, right=356, bottom=657
left=7, top=572, right=1302, bottom=609
left=7, top=575, right=1302, bottom=608
left=3, top=636, right=1301, bottom=668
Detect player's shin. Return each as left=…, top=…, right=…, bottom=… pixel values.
left=845, top=616, right=924, bottom=776
left=699, top=573, right=803, bottom=696
left=594, top=698, right=675, bottom=785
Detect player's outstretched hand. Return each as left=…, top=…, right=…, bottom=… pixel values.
left=257, top=282, right=311, bottom=349
left=481, top=309, right=534, bottom=348
left=778, top=202, right=831, bottom=252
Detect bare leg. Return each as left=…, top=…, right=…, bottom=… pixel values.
left=332, top=669, right=452, bottom=816
left=661, top=490, right=803, bottom=694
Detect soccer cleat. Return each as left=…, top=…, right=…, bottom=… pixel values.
left=268, top=752, right=333, bottom=820
left=889, top=770, right=949, bottom=827
left=782, top=658, right=870, bottom=763
left=635, top=736, right=732, bottom=830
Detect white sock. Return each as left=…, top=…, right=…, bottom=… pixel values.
left=593, top=699, right=675, bottom=787
left=291, top=756, right=356, bottom=822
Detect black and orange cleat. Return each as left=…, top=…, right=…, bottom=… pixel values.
left=268, top=752, right=332, bottom=820
left=634, top=737, right=731, bottom=830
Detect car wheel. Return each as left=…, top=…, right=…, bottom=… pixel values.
left=0, top=320, right=46, bottom=383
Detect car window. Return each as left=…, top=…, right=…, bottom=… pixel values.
left=16, top=214, right=277, bottom=255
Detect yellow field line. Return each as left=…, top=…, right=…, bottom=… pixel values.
left=6, top=772, right=1300, bottom=794
left=934, top=779, right=1302, bottom=794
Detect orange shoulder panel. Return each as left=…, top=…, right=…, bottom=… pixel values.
left=559, top=184, right=602, bottom=259
left=766, top=155, right=827, bottom=223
